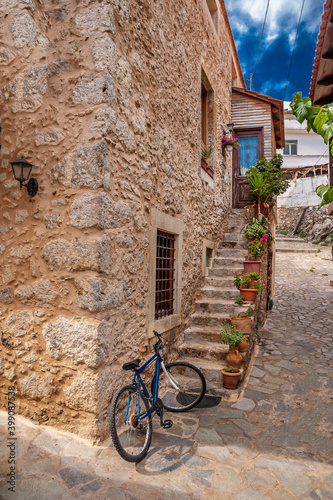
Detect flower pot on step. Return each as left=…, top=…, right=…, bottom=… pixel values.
left=230, top=316, right=252, bottom=334
left=243, top=260, right=261, bottom=273
left=237, top=337, right=248, bottom=352
left=221, top=368, right=241, bottom=389
left=226, top=346, right=243, bottom=369
left=239, top=288, right=257, bottom=303
left=233, top=303, right=251, bottom=316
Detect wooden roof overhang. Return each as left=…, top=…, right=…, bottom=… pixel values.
left=232, top=87, right=285, bottom=148
left=309, top=0, right=333, bottom=105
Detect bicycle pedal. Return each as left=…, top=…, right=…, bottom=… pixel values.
left=162, top=419, right=173, bottom=429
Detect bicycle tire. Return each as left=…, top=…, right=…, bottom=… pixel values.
left=151, top=362, right=206, bottom=412
left=109, top=384, right=152, bottom=462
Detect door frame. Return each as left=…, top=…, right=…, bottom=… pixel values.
left=232, top=127, right=264, bottom=208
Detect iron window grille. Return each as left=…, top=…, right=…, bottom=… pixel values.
left=155, top=230, right=175, bottom=320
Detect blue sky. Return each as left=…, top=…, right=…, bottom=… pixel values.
left=224, top=0, right=325, bottom=101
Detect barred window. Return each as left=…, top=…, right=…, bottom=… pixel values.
left=155, top=230, right=175, bottom=320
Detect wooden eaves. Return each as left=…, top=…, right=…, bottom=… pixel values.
left=232, top=87, right=285, bottom=149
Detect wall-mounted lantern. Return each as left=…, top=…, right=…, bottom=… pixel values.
left=10, top=157, right=38, bottom=197
left=223, top=122, right=234, bottom=136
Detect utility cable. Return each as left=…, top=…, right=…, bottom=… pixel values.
left=283, top=0, right=306, bottom=101
left=252, top=0, right=271, bottom=78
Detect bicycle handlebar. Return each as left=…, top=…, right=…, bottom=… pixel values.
left=153, top=330, right=163, bottom=340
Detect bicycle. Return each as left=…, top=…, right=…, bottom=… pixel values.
left=109, top=330, right=206, bottom=462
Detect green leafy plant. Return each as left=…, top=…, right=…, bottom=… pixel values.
left=223, top=366, right=238, bottom=373
left=247, top=238, right=266, bottom=259
left=234, top=273, right=250, bottom=289
left=243, top=214, right=273, bottom=241
left=277, top=230, right=289, bottom=235
left=201, top=143, right=212, bottom=160
left=296, top=230, right=306, bottom=239
left=246, top=307, right=254, bottom=317
left=234, top=295, right=245, bottom=305
left=246, top=154, right=290, bottom=208
left=221, top=324, right=244, bottom=347
left=315, top=184, right=333, bottom=209
left=290, top=92, right=333, bottom=208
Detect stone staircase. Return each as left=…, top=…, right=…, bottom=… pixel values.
left=275, top=234, right=318, bottom=253
left=178, top=209, right=249, bottom=397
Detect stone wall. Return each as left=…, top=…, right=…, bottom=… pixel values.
left=277, top=206, right=333, bottom=240
left=0, top=0, right=241, bottom=440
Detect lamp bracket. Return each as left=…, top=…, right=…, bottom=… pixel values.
left=23, top=178, right=38, bottom=197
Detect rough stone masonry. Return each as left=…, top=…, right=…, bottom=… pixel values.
left=0, top=0, right=243, bottom=440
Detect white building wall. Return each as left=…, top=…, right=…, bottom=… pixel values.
left=278, top=175, right=329, bottom=208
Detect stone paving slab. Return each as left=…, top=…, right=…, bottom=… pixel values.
left=0, top=248, right=333, bottom=499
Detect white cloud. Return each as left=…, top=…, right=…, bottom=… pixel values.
left=225, top=0, right=321, bottom=49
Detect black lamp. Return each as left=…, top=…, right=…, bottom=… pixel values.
left=10, top=157, right=38, bottom=197
left=223, top=122, right=235, bottom=135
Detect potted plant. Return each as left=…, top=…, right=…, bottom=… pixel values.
left=221, top=324, right=243, bottom=368
left=221, top=366, right=241, bottom=389
left=230, top=306, right=254, bottom=334
left=234, top=273, right=256, bottom=303
left=233, top=294, right=249, bottom=316
left=245, top=154, right=290, bottom=216
left=221, top=134, right=239, bottom=153
left=238, top=336, right=249, bottom=352
left=201, top=143, right=213, bottom=176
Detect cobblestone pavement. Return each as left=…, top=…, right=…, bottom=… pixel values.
left=0, top=247, right=333, bottom=499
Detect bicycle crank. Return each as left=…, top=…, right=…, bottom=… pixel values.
left=154, top=398, right=173, bottom=429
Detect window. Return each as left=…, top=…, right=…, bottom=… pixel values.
left=201, top=85, right=208, bottom=145
left=206, top=0, right=219, bottom=34
left=149, top=209, right=183, bottom=337
left=201, top=70, right=215, bottom=183
left=238, top=137, right=259, bottom=176
left=155, top=230, right=175, bottom=320
left=283, top=140, right=298, bottom=155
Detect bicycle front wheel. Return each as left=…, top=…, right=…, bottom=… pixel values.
left=109, top=385, right=152, bottom=462
left=154, top=362, right=206, bottom=412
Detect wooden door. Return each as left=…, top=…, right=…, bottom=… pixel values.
left=232, top=128, right=264, bottom=208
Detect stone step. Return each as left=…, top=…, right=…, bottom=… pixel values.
left=195, top=299, right=234, bottom=314
left=190, top=312, right=230, bottom=327
left=222, top=233, right=248, bottom=244
left=178, top=340, right=229, bottom=361
left=179, top=339, right=247, bottom=363
left=276, top=247, right=318, bottom=254
left=201, top=287, right=239, bottom=300
left=208, top=266, right=243, bottom=278
left=184, top=326, right=222, bottom=343
left=177, top=356, right=244, bottom=397
left=205, top=276, right=236, bottom=288
left=216, top=248, right=247, bottom=258
left=212, top=256, right=245, bottom=267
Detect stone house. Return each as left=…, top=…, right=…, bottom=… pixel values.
left=0, top=0, right=249, bottom=440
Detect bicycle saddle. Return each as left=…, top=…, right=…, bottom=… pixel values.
left=122, top=359, right=141, bottom=371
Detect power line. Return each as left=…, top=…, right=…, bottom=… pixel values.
left=252, top=0, right=271, bottom=83
left=283, top=0, right=306, bottom=101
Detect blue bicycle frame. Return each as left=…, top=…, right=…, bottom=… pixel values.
left=126, top=352, right=162, bottom=423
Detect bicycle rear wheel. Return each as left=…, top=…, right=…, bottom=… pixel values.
left=153, top=362, right=206, bottom=412
left=109, top=385, right=152, bottom=462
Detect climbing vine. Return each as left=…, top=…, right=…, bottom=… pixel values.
left=290, top=92, right=333, bottom=208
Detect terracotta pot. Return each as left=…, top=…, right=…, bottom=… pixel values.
left=230, top=316, right=252, bottom=334
left=243, top=260, right=261, bottom=273
left=239, top=288, right=257, bottom=303
left=237, top=337, right=248, bottom=352
left=221, top=368, right=241, bottom=389
left=226, top=346, right=243, bottom=369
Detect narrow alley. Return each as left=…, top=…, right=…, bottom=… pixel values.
left=0, top=244, right=333, bottom=500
